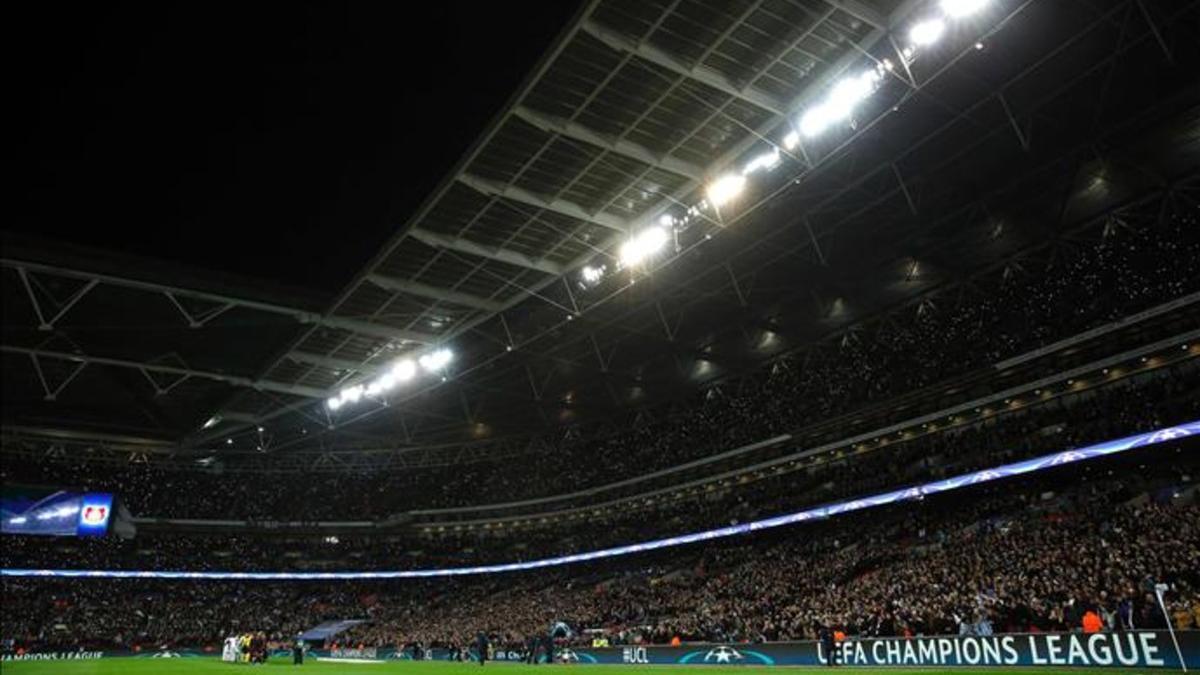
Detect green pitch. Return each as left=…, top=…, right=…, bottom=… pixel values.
left=0, top=659, right=1166, bottom=675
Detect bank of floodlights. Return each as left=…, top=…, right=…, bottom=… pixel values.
left=326, top=348, right=453, bottom=411
left=618, top=225, right=670, bottom=267
left=579, top=0, right=990, bottom=290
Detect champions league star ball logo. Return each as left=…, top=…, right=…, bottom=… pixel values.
left=680, top=645, right=774, bottom=665
left=704, top=647, right=745, bottom=663
left=1148, top=427, right=1192, bottom=443
left=81, top=506, right=108, bottom=525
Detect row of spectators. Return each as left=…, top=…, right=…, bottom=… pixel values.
left=3, top=452, right=1196, bottom=653
left=3, top=209, right=1198, bottom=520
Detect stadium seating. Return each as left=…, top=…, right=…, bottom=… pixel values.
left=3, top=448, right=1196, bottom=652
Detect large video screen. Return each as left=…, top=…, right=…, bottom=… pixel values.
left=1, top=487, right=114, bottom=537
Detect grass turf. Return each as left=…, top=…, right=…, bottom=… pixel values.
left=0, top=659, right=1168, bottom=675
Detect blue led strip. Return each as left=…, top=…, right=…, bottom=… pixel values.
left=3, top=421, right=1196, bottom=580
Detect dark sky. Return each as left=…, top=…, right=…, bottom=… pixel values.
left=10, top=2, right=579, bottom=293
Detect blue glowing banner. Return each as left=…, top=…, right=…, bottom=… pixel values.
left=1, top=421, right=1195, bottom=580
left=1, top=490, right=114, bottom=537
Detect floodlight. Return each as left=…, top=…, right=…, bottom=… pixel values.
left=326, top=397, right=342, bottom=410
left=581, top=265, right=604, bottom=284
left=742, top=149, right=781, bottom=175
left=658, top=214, right=675, bottom=227
left=391, top=359, right=416, bottom=382
left=619, top=226, right=669, bottom=266
left=640, top=226, right=669, bottom=250
left=340, top=384, right=363, bottom=403
left=941, top=0, right=986, bottom=18
left=618, top=240, right=638, bottom=265
left=706, top=173, right=747, bottom=208
left=376, top=372, right=397, bottom=390
left=909, top=18, right=945, bottom=46
left=419, top=349, right=453, bottom=372
left=782, top=130, right=800, bottom=150
left=799, top=105, right=834, bottom=137
left=828, top=72, right=875, bottom=113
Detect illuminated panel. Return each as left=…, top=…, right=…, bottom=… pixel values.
left=76, top=493, right=114, bottom=537
left=2, top=421, right=1195, bottom=579
left=1, top=490, right=114, bottom=537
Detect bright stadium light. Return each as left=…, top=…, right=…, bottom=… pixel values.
left=909, top=18, right=946, bottom=46
left=619, top=226, right=669, bottom=267
left=391, top=359, right=416, bottom=382
left=658, top=213, right=675, bottom=227
left=706, top=173, right=746, bottom=208
left=326, top=397, right=342, bottom=411
left=798, top=69, right=882, bottom=139
left=828, top=70, right=879, bottom=115
left=376, top=371, right=397, bottom=390
left=742, top=148, right=781, bottom=175
left=340, top=384, right=363, bottom=404
left=419, top=348, right=453, bottom=373
left=941, top=0, right=987, bottom=18
left=799, top=105, right=834, bottom=137
left=581, top=265, right=604, bottom=284
left=783, top=130, right=800, bottom=150
left=9, top=517, right=26, bottom=525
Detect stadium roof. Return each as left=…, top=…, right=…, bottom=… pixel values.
left=4, top=0, right=1199, bottom=466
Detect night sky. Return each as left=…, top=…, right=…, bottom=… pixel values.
left=10, top=3, right=579, bottom=293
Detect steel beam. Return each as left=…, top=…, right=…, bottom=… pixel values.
left=579, top=19, right=787, bottom=116
left=2, top=345, right=328, bottom=399
left=825, top=0, right=886, bottom=28
left=304, top=314, right=434, bottom=344
left=1, top=258, right=437, bottom=344
left=407, top=228, right=563, bottom=275
left=512, top=106, right=705, bottom=181
left=365, top=274, right=505, bottom=312
left=287, top=351, right=387, bottom=375
left=457, top=173, right=628, bottom=233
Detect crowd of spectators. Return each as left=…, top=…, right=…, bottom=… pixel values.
left=3, top=210, right=1198, bottom=522
left=3, top=456, right=1196, bottom=654
left=3, top=357, right=1197, bottom=574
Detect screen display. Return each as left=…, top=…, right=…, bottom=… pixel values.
left=1, top=488, right=114, bottom=537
